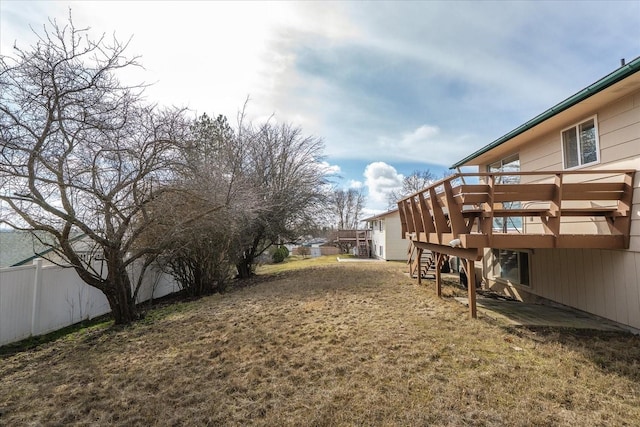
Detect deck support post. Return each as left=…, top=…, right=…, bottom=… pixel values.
left=463, top=258, right=477, bottom=319
left=435, top=252, right=442, bottom=297
left=417, top=247, right=423, bottom=286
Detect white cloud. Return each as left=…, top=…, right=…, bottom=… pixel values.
left=375, top=124, right=473, bottom=166
left=3, top=0, right=639, bottom=200
left=360, top=207, right=385, bottom=220
left=0, top=1, right=311, bottom=125
left=318, top=161, right=341, bottom=176
left=363, top=162, right=404, bottom=210
left=348, top=180, right=363, bottom=189
left=401, top=125, right=440, bottom=145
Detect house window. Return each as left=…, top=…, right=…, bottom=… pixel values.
left=379, top=245, right=384, bottom=257
left=491, top=249, right=529, bottom=286
left=488, top=154, right=520, bottom=184
left=379, top=220, right=383, bottom=232
left=488, top=154, right=522, bottom=232
left=562, top=116, right=599, bottom=169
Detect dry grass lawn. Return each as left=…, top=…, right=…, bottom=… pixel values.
left=1, top=256, right=640, bottom=426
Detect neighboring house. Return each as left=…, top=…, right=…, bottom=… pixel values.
left=0, top=230, right=55, bottom=267
left=398, top=56, right=640, bottom=330
left=363, top=209, right=406, bottom=261
left=332, top=229, right=371, bottom=257
left=0, top=230, right=95, bottom=267
left=289, top=238, right=341, bottom=257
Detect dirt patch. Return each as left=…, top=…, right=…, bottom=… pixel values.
left=1, top=261, right=639, bottom=426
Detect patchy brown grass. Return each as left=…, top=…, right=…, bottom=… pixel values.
left=1, top=260, right=640, bottom=426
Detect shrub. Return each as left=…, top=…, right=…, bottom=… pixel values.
left=272, top=247, right=287, bottom=263
left=298, top=246, right=311, bottom=258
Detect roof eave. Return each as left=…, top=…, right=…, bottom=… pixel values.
left=361, top=208, right=399, bottom=222
left=451, top=55, right=640, bottom=169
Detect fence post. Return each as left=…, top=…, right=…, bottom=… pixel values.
left=31, top=258, right=43, bottom=336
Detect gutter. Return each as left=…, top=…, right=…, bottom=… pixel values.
left=451, top=55, right=640, bottom=169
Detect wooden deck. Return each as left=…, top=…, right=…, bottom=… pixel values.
left=397, top=170, right=635, bottom=318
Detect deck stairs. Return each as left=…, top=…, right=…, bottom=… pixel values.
left=408, top=242, right=435, bottom=279
left=357, top=242, right=370, bottom=258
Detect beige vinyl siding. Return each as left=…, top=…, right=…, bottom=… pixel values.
left=518, top=89, right=640, bottom=173
left=598, top=90, right=639, bottom=123
left=628, top=201, right=640, bottom=252
left=525, top=249, right=640, bottom=329
left=481, top=88, right=640, bottom=330
left=519, top=131, right=563, bottom=171
left=598, top=90, right=640, bottom=166
left=601, top=136, right=640, bottom=165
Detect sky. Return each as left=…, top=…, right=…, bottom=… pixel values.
left=1, top=1, right=640, bottom=214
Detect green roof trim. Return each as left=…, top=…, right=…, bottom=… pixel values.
left=451, top=55, right=640, bottom=169
left=8, top=232, right=87, bottom=267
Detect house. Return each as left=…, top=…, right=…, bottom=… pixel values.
left=398, top=56, right=640, bottom=330
left=0, top=230, right=97, bottom=268
left=362, top=209, right=406, bottom=261
left=0, top=230, right=55, bottom=267
left=289, top=238, right=341, bottom=257
left=332, top=229, right=371, bottom=257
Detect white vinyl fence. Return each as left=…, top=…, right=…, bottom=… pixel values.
left=0, top=259, right=179, bottom=346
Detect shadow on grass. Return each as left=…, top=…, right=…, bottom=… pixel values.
left=422, top=275, right=640, bottom=383
left=511, top=326, right=640, bottom=382
left=0, top=290, right=200, bottom=357
left=0, top=315, right=113, bottom=358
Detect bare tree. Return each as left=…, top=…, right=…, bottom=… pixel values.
left=234, top=121, right=327, bottom=278
left=139, top=111, right=328, bottom=282
left=329, top=188, right=366, bottom=229
left=145, top=189, right=235, bottom=297
left=0, top=17, right=188, bottom=323
left=145, top=113, right=247, bottom=296
left=387, top=169, right=436, bottom=208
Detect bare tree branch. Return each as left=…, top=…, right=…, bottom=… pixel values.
left=0, top=15, right=189, bottom=324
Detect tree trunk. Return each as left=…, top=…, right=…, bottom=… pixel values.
left=236, top=256, right=253, bottom=279
left=237, top=246, right=258, bottom=279
left=104, top=256, right=137, bottom=324
left=104, top=288, right=136, bottom=324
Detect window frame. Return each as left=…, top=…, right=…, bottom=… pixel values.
left=487, top=154, right=522, bottom=232
left=560, top=115, right=600, bottom=170
left=488, top=153, right=520, bottom=180
left=491, top=249, right=530, bottom=287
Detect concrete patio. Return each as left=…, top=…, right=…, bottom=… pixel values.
left=454, top=296, right=625, bottom=332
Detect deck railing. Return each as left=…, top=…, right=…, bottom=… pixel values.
left=397, top=170, right=635, bottom=250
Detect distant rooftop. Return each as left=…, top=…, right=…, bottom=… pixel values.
left=0, top=230, right=54, bottom=267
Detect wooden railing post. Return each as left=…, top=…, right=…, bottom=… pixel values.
left=542, top=173, right=562, bottom=243
left=409, top=196, right=424, bottom=237
left=418, top=192, right=435, bottom=235
left=398, top=201, right=408, bottom=237
left=429, top=187, right=449, bottom=237
left=405, top=199, right=416, bottom=235
left=613, top=171, right=635, bottom=248
left=443, top=179, right=466, bottom=237
left=482, top=175, right=495, bottom=243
